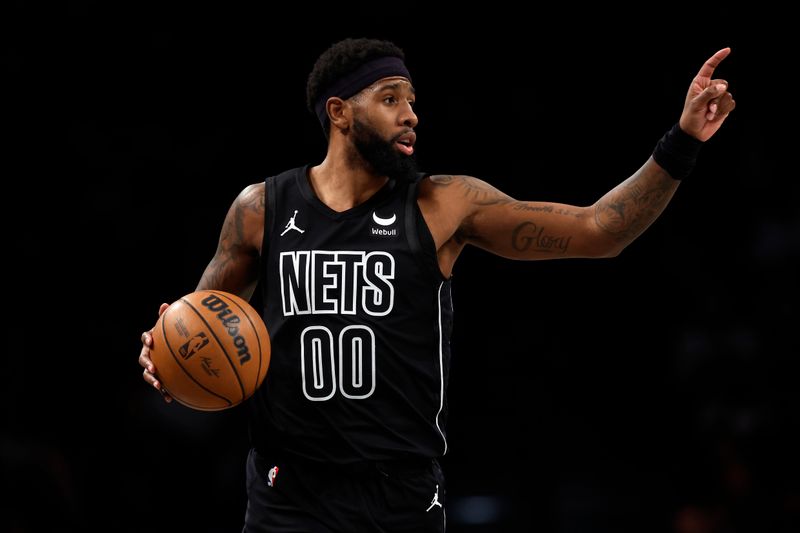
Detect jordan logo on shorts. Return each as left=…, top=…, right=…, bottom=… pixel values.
left=426, top=484, right=442, bottom=512
left=267, top=465, right=279, bottom=487
left=281, top=210, right=305, bottom=236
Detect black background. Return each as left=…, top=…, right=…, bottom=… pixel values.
left=4, top=2, right=798, bottom=532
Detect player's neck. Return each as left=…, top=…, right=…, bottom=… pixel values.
left=309, top=152, right=389, bottom=213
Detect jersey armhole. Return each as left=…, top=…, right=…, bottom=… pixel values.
left=259, top=175, right=278, bottom=304
left=405, top=174, right=448, bottom=281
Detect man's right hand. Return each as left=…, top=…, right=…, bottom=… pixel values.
left=678, top=47, right=736, bottom=142
left=139, top=303, right=173, bottom=403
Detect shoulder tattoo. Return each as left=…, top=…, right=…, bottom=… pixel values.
left=429, top=174, right=513, bottom=206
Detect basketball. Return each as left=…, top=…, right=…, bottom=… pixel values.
left=149, top=290, right=270, bottom=411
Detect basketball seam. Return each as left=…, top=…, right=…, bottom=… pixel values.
left=160, top=306, right=234, bottom=408
left=183, top=294, right=247, bottom=402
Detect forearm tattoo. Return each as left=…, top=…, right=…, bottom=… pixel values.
left=594, top=173, right=676, bottom=241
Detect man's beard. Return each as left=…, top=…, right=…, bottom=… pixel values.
left=352, top=118, right=418, bottom=182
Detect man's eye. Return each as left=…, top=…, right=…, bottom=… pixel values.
left=383, top=96, right=396, bottom=104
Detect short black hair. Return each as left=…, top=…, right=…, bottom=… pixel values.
left=306, top=37, right=406, bottom=123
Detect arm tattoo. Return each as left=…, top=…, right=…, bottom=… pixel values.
left=240, top=185, right=266, bottom=213
left=508, top=204, right=580, bottom=253
left=197, top=186, right=263, bottom=291
left=460, top=177, right=514, bottom=206
left=197, top=214, right=239, bottom=291
left=594, top=176, right=674, bottom=240
left=429, top=174, right=457, bottom=186
left=430, top=174, right=513, bottom=206
left=512, top=203, right=583, bottom=218
left=511, top=221, right=572, bottom=254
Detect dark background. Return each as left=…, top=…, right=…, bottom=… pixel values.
left=4, top=2, right=798, bottom=532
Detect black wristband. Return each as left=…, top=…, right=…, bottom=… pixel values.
left=652, top=123, right=703, bottom=180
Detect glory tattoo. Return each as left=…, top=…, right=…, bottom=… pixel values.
left=511, top=221, right=572, bottom=254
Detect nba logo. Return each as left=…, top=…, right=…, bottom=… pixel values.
left=179, top=332, right=209, bottom=359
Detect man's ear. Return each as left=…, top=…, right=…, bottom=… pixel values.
left=327, top=97, right=351, bottom=132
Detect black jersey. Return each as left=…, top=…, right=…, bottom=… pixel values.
left=248, top=165, right=453, bottom=465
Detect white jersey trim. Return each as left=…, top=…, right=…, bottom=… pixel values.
left=434, top=281, right=448, bottom=455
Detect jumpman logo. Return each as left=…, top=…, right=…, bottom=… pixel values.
left=426, top=484, right=442, bottom=512
left=280, top=210, right=305, bottom=236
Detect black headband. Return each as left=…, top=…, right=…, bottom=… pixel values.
left=314, top=56, right=411, bottom=129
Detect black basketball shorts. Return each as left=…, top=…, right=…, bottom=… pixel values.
left=242, top=447, right=446, bottom=532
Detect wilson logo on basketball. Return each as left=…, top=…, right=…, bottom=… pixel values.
left=179, top=332, right=209, bottom=360
left=201, top=294, right=253, bottom=365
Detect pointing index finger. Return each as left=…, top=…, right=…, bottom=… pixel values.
left=697, top=47, right=731, bottom=80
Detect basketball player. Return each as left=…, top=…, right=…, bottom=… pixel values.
left=138, top=38, right=735, bottom=532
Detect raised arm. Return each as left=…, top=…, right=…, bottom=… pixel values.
left=422, top=48, right=735, bottom=272
left=195, top=182, right=265, bottom=299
